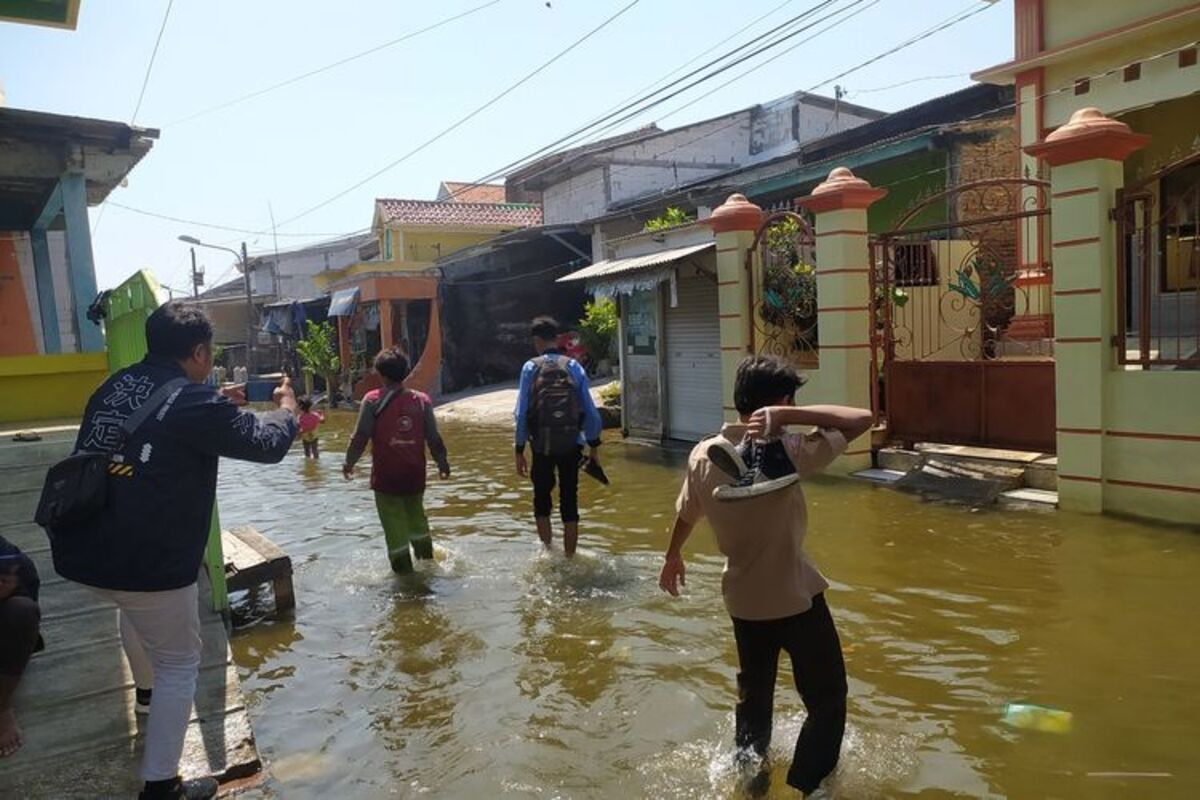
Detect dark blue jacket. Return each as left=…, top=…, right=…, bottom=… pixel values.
left=53, top=354, right=297, bottom=592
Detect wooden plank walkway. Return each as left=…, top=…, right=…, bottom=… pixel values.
left=0, top=429, right=261, bottom=798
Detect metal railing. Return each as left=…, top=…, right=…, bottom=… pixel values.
left=1115, top=154, right=1200, bottom=369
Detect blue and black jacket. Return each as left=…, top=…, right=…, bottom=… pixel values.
left=53, top=354, right=297, bottom=592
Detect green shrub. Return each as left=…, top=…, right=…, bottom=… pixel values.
left=579, top=298, right=618, bottom=362
left=643, top=207, right=693, bottom=232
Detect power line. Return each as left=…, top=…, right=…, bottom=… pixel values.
left=850, top=73, right=968, bottom=95
left=276, top=0, right=644, bottom=228
left=806, top=1, right=991, bottom=92
left=131, top=0, right=176, bottom=124
left=607, top=0, right=883, bottom=144
left=611, top=32, right=1200, bottom=221
left=107, top=200, right=370, bottom=238
left=165, top=0, right=501, bottom=127
left=541, top=1, right=991, bottom=215
left=441, top=0, right=856, bottom=201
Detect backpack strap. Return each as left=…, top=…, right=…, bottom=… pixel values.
left=115, top=377, right=189, bottom=448
left=375, top=388, right=400, bottom=416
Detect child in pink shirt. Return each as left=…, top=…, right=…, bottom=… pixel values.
left=297, top=397, right=325, bottom=459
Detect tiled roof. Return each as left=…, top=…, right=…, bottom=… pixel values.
left=438, top=181, right=507, bottom=204
left=376, top=199, right=542, bottom=228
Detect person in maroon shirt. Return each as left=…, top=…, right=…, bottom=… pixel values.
left=343, top=347, right=450, bottom=573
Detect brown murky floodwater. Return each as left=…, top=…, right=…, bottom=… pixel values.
left=219, top=411, right=1200, bottom=799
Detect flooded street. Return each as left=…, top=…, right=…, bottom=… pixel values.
left=218, top=411, right=1200, bottom=799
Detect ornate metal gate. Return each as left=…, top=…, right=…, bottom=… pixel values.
left=746, top=208, right=819, bottom=367
left=872, top=177, right=1056, bottom=452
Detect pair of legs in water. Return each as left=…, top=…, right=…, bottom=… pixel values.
left=375, top=492, right=433, bottom=574
left=302, top=437, right=320, bottom=459
left=530, top=449, right=581, bottom=557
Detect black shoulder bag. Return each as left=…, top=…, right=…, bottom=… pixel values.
left=34, top=378, right=188, bottom=530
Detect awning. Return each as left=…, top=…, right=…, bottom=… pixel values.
left=327, top=287, right=360, bottom=317
left=557, top=242, right=714, bottom=297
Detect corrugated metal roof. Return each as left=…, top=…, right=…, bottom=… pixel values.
left=557, top=242, right=714, bottom=283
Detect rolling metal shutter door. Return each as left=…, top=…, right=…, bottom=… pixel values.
left=665, top=277, right=724, bottom=441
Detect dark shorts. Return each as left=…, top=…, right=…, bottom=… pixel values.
left=0, top=595, right=42, bottom=676
left=531, top=448, right=582, bottom=523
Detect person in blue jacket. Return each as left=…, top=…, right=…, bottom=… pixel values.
left=513, top=316, right=603, bottom=557
left=54, top=302, right=298, bottom=800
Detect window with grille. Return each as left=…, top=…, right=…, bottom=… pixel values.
left=893, top=242, right=939, bottom=286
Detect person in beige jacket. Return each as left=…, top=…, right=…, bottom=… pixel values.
left=659, top=355, right=872, bottom=798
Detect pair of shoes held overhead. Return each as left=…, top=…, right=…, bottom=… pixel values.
left=708, top=437, right=798, bottom=501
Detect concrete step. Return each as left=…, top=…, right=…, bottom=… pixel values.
left=879, top=445, right=1058, bottom=492
left=892, top=463, right=1010, bottom=506
left=999, top=488, right=1059, bottom=509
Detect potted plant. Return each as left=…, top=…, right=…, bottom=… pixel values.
left=578, top=298, right=619, bottom=376
left=294, top=320, right=342, bottom=403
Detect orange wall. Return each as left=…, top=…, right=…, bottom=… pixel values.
left=0, top=235, right=38, bottom=356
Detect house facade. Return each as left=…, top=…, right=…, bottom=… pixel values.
left=314, top=194, right=542, bottom=398
left=973, top=0, right=1200, bottom=522
left=559, top=85, right=1021, bottom=445
left=0, top=106, right=157, bottom=423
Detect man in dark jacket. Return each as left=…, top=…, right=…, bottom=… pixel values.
left=0, top=535, right=42, bottom=759
left=54, top=302, right=297, bottom=800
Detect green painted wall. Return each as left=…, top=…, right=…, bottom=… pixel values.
left=858, top=149, right=948, bottom=233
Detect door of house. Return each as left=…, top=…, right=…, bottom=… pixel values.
left=620, top=289, right=662, bottom=438
left=873, top=177, right=1057, bottom=453
left=664, top=276, right=723, bottom=441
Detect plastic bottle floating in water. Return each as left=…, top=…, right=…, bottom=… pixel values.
left=1001, top=703, right=1073, bottom=734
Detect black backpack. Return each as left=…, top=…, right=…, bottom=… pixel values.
left=35, top=377, right=187, bottom=534
left=528, top=355, right=582, bottom=456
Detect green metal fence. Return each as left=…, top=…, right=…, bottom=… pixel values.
left=103, top=271, right=229, bottom=613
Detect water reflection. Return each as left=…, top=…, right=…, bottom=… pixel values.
left=217, top=413, right=1200, bottom=799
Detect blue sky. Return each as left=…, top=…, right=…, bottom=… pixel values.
left=0, top=0, right=1013, bottom=293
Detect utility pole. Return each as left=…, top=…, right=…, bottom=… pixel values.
left=242, top=241, right=256, bottom=374
left=190, top=247, right=203, bottom=298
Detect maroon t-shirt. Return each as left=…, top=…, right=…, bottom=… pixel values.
left=351, top=388, right=449, bottom=495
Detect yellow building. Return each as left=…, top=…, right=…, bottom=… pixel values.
left=975, top=0, right=1200, bottom=523
left=314, top=195, right=541, bottom=398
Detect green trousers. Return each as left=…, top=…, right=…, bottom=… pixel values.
left=374, top=492, right=433, bottom=574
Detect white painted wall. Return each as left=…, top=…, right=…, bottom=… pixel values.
left=540, top=92, right=880, bottom=225
left=10, top=231, right=81, bottom=353
left=542, top=166, right=609, bottom=225
left=239, top=235, right=369, bottom=300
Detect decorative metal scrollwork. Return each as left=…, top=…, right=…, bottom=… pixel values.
left=747, top=211, right=819, bottom=367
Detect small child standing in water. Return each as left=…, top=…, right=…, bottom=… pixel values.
left=342, top=348, right=450, bottom=574
left=297, top=397, right=326, bottom=459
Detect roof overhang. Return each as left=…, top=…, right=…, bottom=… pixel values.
left=557, top=241, right=714, bottom=296
left=0, top=0, right=82, bottom=29
left=0, top=106, right=158, bottom=230
left=973, top=4, right=1200, bottom=84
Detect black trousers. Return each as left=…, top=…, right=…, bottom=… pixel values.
left=0, top=596, right=42, bottom=677
left=530, top=449, right=580, bottom=523
left=731, top=593, right=847, bottom=794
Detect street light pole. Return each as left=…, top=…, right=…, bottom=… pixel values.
left=179, top=234, right=257, bottom=374
left=190, top=247, right=200, bottom=298
left=242, top=241, right=255, bottom=374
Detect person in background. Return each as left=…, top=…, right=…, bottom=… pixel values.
left=0, top=535, right=42, bottom=759
left=53, top=302, right=298, bottom=800
left=343, top=347, right=450, bottom=574
left=513, top=316, right=603, bottom=558
left=297, top=397, right=326, bottom=459
left=658, top=355, right=873, bottom=799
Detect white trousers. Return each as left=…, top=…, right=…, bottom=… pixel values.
left=91, top=583, right=202, bottom=782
